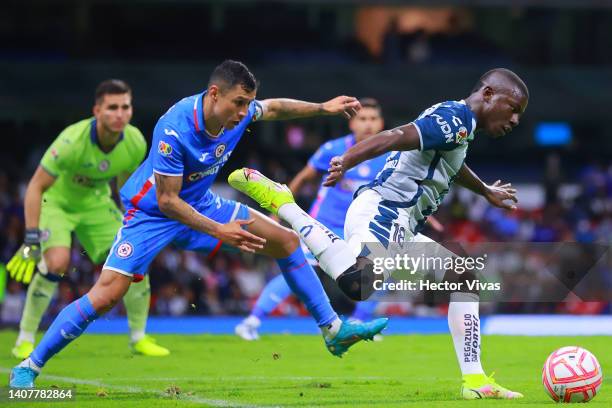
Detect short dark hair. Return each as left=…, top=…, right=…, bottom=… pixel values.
left=471, top=68, right=529, bottom=99
left=95, top=79, right=131, bottom=104
left=359, top=97, right=382, bottom=114
left=208, top=60, right=257, bottom=93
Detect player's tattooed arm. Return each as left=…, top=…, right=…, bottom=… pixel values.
left=323, top=123, right=420, bottom=186
left=24, top=166, right=57, bottom=230
left=259, top=96, right=361, bottom=121
left=456, top=164, right=518, bottom=210
left=155, top=173, right=266, bottom=253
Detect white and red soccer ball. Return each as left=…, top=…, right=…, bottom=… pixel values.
left=542, top=346, right=603, bottom=403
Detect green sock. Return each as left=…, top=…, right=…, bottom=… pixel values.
left=463, top=373, right=488, bottom=384
left=123, top=275, right=151, bottom=342
left=18, top=272, right=59, bottom=343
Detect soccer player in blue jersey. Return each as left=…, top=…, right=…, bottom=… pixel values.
left=10, top=60, right=387, bottom=389
left=235, top=98, right=388, bottom=340
left=230, top=68, right=529, bottom=399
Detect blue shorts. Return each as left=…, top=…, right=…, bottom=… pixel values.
left=103, top=194, right=249, bottom=282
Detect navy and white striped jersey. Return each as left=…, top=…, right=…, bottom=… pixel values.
left=363, top=100, right=477, bottom=234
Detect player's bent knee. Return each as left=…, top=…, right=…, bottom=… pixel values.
left=337, top=256, right=377, bottom=301
left=277, top=229, right=300, bottom=256
left=44, top=254, right=70, bottom=276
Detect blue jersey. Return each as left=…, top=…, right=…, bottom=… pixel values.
left=308, top=134, right=388, bottom=236
left=121, top=92, right=262, bottom=216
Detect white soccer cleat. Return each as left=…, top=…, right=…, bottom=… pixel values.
left=235, top=315, right=261, bottom=341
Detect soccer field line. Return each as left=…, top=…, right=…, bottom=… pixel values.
left=100, top=375, right=395, bottom=382
left=0, top=367, right=273, bottom=408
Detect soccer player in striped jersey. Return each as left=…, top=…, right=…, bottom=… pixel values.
left=229, top=68, right=529, bottom=399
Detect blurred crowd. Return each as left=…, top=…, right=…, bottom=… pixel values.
left=1, top=157, right=611, bottom=327
left=7, top=4, right=612, bottom=67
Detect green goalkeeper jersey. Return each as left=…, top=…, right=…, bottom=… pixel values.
left=40, top=118, right=147, bottom=208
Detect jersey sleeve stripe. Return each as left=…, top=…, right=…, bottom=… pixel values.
left=411, top=122, right=424, bottom=152
left=193, top=95, right=201, bottom=132
left=129, top=175, right=155, bottom=208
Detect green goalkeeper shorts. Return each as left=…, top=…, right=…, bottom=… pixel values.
left=39, top=197, right=123, bottom=264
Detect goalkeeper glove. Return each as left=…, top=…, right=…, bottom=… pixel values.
left=7, top=228, right=42, bottom=284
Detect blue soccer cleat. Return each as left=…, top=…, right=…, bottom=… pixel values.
left=9, top=366, right=38, bottom=389
left=325, top=317, right=388, bottom=357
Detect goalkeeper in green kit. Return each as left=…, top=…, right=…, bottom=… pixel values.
left=7, top=79, right=170, bottom=358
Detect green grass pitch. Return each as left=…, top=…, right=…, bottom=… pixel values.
left=0, top=331, right=608, bottom=407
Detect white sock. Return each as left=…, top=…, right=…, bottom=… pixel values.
left=18, top=357, right=41, bottom=373
left=16, top=330, right=35, bottom=345
left=278, top=203, right=355, bottom=280
left=448, top=292, right=485, bottom=376
left=320, top=317, right=342, bottom=341
left=130, top=329, right=145, bottom=343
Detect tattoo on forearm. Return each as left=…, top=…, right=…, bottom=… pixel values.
left=269, top=99, right=321, bottom=120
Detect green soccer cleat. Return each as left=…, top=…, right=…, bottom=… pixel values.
left=12, top=341, right=34, bottom=360
left=228, top=168, right=295, bottom=216
left=461, top=373, right=524, bottom=399
left=325, top=318, right=388, bottom=357
left=131, top=335, right=170, bottom=357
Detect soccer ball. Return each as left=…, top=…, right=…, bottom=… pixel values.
left=542, top=346, right=603, bottom=403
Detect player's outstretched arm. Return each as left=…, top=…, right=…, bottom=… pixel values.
left=455, top=163, right=518, bottom=210
left=259, top=96, right=361, bottom=121
left=323, top=123, right=421, bottom=186
left=154, top=173, right=266, bottom=253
